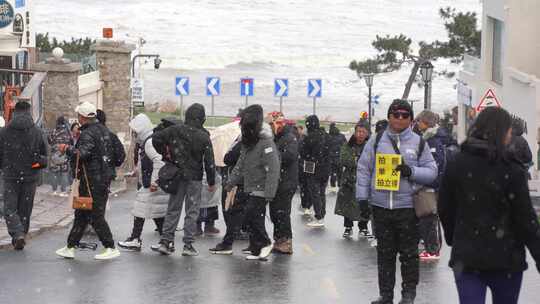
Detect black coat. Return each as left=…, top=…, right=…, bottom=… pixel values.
left=0, top=112, right=47, bottom=181
left=275, top=126, right=299, bottom=192
left=152, top=104, right=216, bottom=186
left=300, top=116, right=330, bottom=180
left=328, top=124, right=346, bottom=165
left=438, top=139, right=540, bottom=273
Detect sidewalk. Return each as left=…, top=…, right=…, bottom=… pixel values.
left=0, top=178, right=127, bottom=249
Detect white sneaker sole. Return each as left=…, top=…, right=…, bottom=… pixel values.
left=56, top=251, right=74, bottom=259
left=117, top=243, right=142, bottom=251
left=95, top=251, right=121, bottom=260
left=259, top=244, right=273, bottom=259
left=210, top=250, right=233, bottom=255
left=245, top=255, right=260, bottom=260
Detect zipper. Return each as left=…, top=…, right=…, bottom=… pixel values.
left=389, top=135, right=401, bottom=210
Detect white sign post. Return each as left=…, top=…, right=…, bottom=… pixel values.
left=131, top=78, right=144, bottom=107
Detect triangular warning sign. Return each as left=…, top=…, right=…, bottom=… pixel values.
left=476, top=89, right=501, bottom=112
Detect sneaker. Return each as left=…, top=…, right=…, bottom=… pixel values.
left=94, top=248, right=121, bottom=260
left=398, top=298, right=414, bottom=304
left=307, top=219, right=325, bottom=228
left=52, top=191, right=58, bottom=196
left=419, top=251, right=440, bottom=261
left=150, top=243, right=161, bottom=252
left=245, top=254, right=261, bottom=260
left=242, top=246, right=254, bottom=255
left=303, top=208, right=314, bottom=216
left=359, top=229, right=373, bottom=238
left=13, top=236, right=25, bottom=250
left=59, top=192, right=69, bottom=197
left=182, top=244, right=199, bottom=256
left=55, top=246, right=75, bottom=259
left=259, top=243, right=273, bottom=259
left=342, top=228, right=353, bottom=239
left=209, top=242, right=233, bottom=255
left=204, top=226, right=221, bottom=235
left=371, top=297, right=393, bottom=304
left=370, top=238, right=378, bottom=248
left=117, top=238, right=142, bottom=251
left=158, top=241, right=175, bottom=255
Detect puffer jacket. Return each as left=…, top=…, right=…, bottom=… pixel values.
left=275, top=125, right=299, bottom=192
left=300, top=115, right=330, bottom=180
left=129, top=114, right=164, bottom=187
left=328, top=124, right=347, bottom=165
left=356, top=127, right=437, bottom=209
left=227, top=124, right=281, bottom=199
left=0, top=111, right=47, bottom=181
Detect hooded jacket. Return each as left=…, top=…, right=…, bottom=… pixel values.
left=507, top=120, right=533, bottom=170
left=227, top=122, right=281, bottom=199
left=356, top=127, right=437, bottom=209
left=129, top=114, right=164, bottom=187
left=299, top=115, right=330, bottom=179
left=274, top=125, right=299, bottom=192
left=0, top=111, right=47, bottom=181
left=439, top=138, right=540, bottom=273
left=152, top=103, right=216, bottom=185
left=328, top=123, right=347, bottom=164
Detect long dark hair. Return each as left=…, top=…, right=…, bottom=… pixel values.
left=467, top=107, right=512, bottom=162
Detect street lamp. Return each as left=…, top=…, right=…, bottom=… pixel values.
left=420, top=61, right=434, bottom=110
left=358, top=71, right=374, bottom=129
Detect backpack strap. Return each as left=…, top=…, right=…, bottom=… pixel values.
left=373, top=130, right=385, bottom=154
left=417, top=137, right=426, bottom=162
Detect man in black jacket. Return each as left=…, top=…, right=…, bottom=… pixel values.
left=96, top=109, right=126, bottom=178
left=0, top=101, right=47, bottom=250
left=152, top=103, right=216, bottom=256
left=300, top=115, right=330, bottom=228
left=328, top=122, right=346, bottom=191
left=267, top=112, right=298, bottom=253
left=56, top=102, right=120, bottom=260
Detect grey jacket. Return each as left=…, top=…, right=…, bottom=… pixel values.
left=356, top=127, right=437, bottom=209
left=227, top=124, right=281, bottom=199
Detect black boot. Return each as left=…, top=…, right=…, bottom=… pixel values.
left=371, top=297, right=393, bottom=304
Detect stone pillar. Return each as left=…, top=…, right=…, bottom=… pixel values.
left=33, top=50, right=80, bottom=130
left=93, top=40, right=135, bottom=134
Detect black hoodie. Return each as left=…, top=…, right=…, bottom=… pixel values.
left=0, top=111, right=47, bottom=181
left=328, top=123, right=346, bottom=164
left=152, top=103, right=216, bottom=186
left=300, top=115, right=330, bottom=179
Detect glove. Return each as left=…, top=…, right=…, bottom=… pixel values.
left=395, top=164, right=412, bottom=178
left=357, top=199, right=369, bottom=206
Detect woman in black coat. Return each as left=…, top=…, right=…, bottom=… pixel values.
left=438, top=107, right=540, bottom=304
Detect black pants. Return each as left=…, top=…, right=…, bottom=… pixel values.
left=244, top=196, right=271, bottom=255
left=222, top=187, right=249, bottom=246
left=67, top=180, right=115, bottom=249
left=419, top=213, right=441, bottom=254
left=373, top=206, right=419, bottom=300
left=344, top=218, right=368, bottom=230
left=130, top=216, right=164, bottom=239
left=305, top=175, right=327, bottom=220
left=329, top=162, right=340, bottom=188
left=299, top=174, right=311, bottom=209
left=4, top=180, right=37, bottom=239
left=270, top=188, right=295, bottom=240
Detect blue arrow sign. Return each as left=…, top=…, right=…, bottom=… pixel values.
left=373, top=95, right=380, bottom=104
left=206, top=77, right=221, bottom=96
left=175, top=76, right=189, bottom=96
left=308, top=79, right=322, bottom=98
left=274, top=79, right=288, bottom=97
left=240, top=78, right=254, bottom=97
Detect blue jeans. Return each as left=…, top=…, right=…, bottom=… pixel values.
left=454, top=271, right=523, bottom=304
left=51, top=171, right=69, bottom=192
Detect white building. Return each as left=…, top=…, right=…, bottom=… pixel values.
left=457, top=0, right=540, bottom=185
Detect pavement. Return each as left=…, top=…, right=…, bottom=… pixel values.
left=1, top=189, right=540, bottom=304
left=0, top=178, right=127, bottom=249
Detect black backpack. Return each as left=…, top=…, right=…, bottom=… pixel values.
left=157, top=161, right=182, bottom=194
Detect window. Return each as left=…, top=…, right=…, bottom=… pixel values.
left=491, top=18, right=504, bottom=85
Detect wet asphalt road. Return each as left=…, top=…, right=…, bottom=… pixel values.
left=1, top=191, right=540, bottom=304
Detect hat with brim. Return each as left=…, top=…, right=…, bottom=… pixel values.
left=75, top=102, right=97, bottom=118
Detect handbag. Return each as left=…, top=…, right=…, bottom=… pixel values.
left=71, top=153, right=93, bottom=210
left=157, top=161, right=182, bottom=194
left=413, top=187, right=437, bottom=218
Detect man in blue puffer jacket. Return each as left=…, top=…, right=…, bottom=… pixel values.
left=356, top=99, right=437, bottom=304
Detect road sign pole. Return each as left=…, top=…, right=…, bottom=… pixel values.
left=245, top=96, right=248, bottom=108
left=211, top=95, right=215, bottom=128
left=280, top=97, right=283, bottom=113
left=313, top=97, right=316, bottom=115
left=180, top=95, right=184, bottom=121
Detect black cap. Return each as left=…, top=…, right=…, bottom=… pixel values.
left=387, top=99, right=413, bottom=119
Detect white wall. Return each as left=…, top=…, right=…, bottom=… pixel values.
left=78, top=71, right=103, bottom=109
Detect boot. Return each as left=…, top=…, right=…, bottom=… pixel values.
left=272, top=238, right=293, bottom=254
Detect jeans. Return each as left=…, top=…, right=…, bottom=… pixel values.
left=51, top=170, right=69, bottom=192
left=130, top=216, right=164, bottom=239
left=419, top=213, right=440, bottom=254
left=373, top=206, right=419, bottom=300
left=245, top=195, right=271, bottom=255
left=161, top=180, right=202, bottom=245
left=222, top=187, right=248, bottom=246
left=454, top=271, right=523, bottom=304
left=4, top=180, right=37, bottom=239
left=270, top=188, right=295, bottom=240
left=305, top=174, right=327, bottom=220
left=67, top=179, right=114, bottom=248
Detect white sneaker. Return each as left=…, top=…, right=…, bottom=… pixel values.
left=370, top=239, right=378, bottom=248
left=303, top=208, right=310, bottom=216
left=259, top=243, right=273, bottom=259
left=59, top=192, right=69, bottom=197
left=150, top=244, right=161, bottom=252
left=52, top=191, right=58, bottom=196
left=118, top=238, right=142, bottom=251
left=307, top=219, right=325, bottom=228
left=56, top=246, right=75, bottom=259
left=94, top=248, right=121, bottom=260
left=245, top=254, right=260, bottom=260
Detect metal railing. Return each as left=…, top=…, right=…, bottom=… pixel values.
left=16, top=72, right=47, bottom=127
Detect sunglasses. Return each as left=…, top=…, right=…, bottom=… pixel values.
left=392, top=111, right=411, bottom=119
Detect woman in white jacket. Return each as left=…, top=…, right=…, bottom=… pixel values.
left=118, top=114, right=169, bottom=251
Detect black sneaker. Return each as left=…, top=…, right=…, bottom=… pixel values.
left=117, top=237, right=142, bottom=251
left=158, top=241, right=175, bottom=255
left=371, top=297, right=393, bottom=304
left=209, top=242, right=233, bottom=255
left=13, top=237, right=25, bottom=251
left=182, top=244, right=199, bottom=256
left=342, top=228, right=353, bottom=239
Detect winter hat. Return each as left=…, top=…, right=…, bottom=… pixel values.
left=240, top=104, right=264, bottom=147
left=185, top=103, right=206, bottom=129
left=129, top=113, right=153, bottom=134
left=265, top=111, right=286, bottom=133
left=75, top=102, right=97, bottom=118
left=387, top=99, right=413, bottom=119
left=416, top=110, right=439, bottom=128
left=305, top=115, right=320, bottom=131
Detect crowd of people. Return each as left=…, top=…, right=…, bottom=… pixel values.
left=1, top=98, right=540, bottom=304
